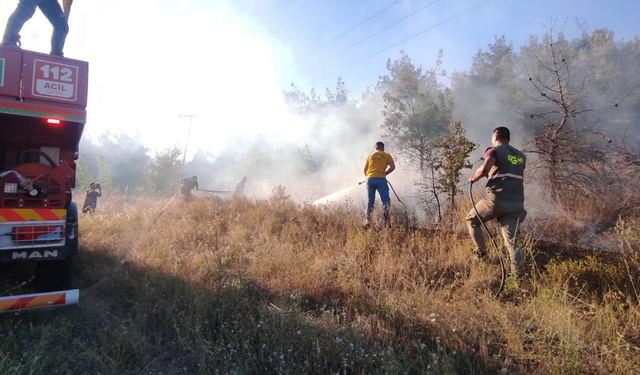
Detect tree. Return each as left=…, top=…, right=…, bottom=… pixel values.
left=144, top=147, right=186, bottom=195
left=450, top=36, right=520, bottom=135
left=469, top=35, right=517, bottom=87
left=511, top=23, right=640, bottom=223
left=324, top=76, right=350, bottom=108
left=517, top=27, right=615, bottom=195
left=96, top=152, right=113, bottom=193
left=77, top=135, right=101, bottom=180
left=378, top=51, right=452, bottom=181
left=378, top=51, right=453, bottom=222
left=434, top=121, right=478, bottom=209
left=75, top=158, right=94, bottom=192
left=97, top=132, right=149, bottom=190
left=283, top=76, right=352, bottom=113
left=187, top=148, right=224, bottom=190
left=297, top=141, right=323, bottom=176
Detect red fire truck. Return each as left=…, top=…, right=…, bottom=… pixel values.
left=0, top=46, right=88, bottom=312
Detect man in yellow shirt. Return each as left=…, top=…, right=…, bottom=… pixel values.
left=363, top=142, right=395, bottom=224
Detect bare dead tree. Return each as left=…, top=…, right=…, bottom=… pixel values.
left=504, top=23, right=639, bottom=223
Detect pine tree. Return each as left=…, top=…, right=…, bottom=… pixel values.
left=97, top=153, right=113, bottom=193
left=75, top=158, right=94, bottom=192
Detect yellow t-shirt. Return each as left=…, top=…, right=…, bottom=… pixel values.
left=365, top=151, right=393, bottom=179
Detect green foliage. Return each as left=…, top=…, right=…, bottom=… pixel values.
left=379, top=51, right=452, bottom=176
left=470, top=35, right=518, bottom=87
left=543, top=256, right=629, bottom=301
left=283, top=76, right=351, bottom=113
left=379, top=51, right=454, bottom=221
left=144, top=146, right=186, bottom=195
left=75, top=158, right=94, bottom=191
left=96, top=152, right=113, bottom=193
left=434, top=121, right=478, bottom=207
left=296, top=141, right=323, bottom=175
left=98, top=132, right=149, bottom=189
left=79, top=133, right=149, bottom=191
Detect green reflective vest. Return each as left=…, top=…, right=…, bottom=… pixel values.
left=485, top=144, right=526, bottom=202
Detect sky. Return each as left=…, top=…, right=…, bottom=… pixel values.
left=1, top=0, right=639, bottom=162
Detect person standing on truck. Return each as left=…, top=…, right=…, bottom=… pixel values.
left=1, top=0, right=74, bottom=56
left=82, top=182, right=102, bottom=214
left=363, top=142, right=395, bottom=225
left=234, top=176, right=248, bottom=197
left=467, top=126, right=527, bottom=278
left=180, top=175, right=199, bottom=200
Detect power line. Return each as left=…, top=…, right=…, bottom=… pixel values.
left=285, top=0, right=403, bottom=69
left=300, top=0, right=492, bottom=89
left=291, top=0, right=441, bottom=79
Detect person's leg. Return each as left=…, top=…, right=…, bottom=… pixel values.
left=466, top=198, right=500, bottom=257
left=36, top=0, right=67, bottom=55
left=497, top=204, right=527, bottom=276
left=366, top=179, right=377, bottom=222
left=2, top=0, right=39, bottom=46
left=378, top=179, right=390, bottom=223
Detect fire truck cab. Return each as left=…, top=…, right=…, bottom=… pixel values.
left=0, top=46, right=88, bottom=303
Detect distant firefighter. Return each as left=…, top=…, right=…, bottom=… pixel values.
left=234, top=176, right=248, bottom=197
left=179, top=175, right=199, bottom=200
left=82, top=182, right=102, bottom=214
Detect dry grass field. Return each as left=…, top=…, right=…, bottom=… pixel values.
left=1, top=188, right=639, bottom=374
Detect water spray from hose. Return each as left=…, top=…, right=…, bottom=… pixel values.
left=312, top=183, right=361, bottom=205
left=387, top=180, right=420, bottom=221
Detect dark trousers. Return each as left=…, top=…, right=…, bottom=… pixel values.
left=2, top=0, right=69, bottom=55
left=82, top=202, right=97, bottom=214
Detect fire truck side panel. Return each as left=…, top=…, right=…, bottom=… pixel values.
left=19, top=51, right=89, bottom=107
left=0, top=48, right=22, bottom=98
left=0, top=46, right=86, bottom=278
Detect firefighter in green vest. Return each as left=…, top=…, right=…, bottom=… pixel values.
left=467, top=127, right=527, bottom=277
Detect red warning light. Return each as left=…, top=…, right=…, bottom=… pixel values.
left=47, top=118, right=62, bottom=126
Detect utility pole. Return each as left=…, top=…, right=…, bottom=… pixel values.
left=178, top=115, right=196, bottom=165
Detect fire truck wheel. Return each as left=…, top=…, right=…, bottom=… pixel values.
left=35, top=257, right=75, bottom=292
